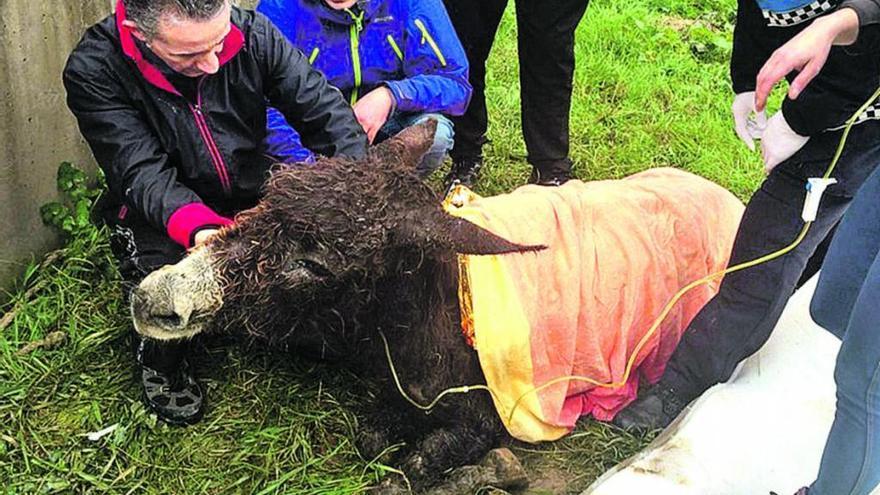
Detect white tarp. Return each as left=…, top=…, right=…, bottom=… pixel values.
left=584, top=278, right=849, bottom=495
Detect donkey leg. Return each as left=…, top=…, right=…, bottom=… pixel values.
left=357, top=399, right=417, bottom=462
left=422, top=448, right=529, bottom=495
left=398, top=419, right=502, bottom=490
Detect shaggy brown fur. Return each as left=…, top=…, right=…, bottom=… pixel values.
left=202, top=121, right=538, bottom=491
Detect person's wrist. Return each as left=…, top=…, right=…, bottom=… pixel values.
left=811, top=14, right=842, bottom=43
left=778, top=107, right=810, bottom=139
left=820, top=8, right=860, bottom=44
left=380, top=85, right=396, bottom=117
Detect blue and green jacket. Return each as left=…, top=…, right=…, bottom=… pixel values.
left=258, top=0, right=471, bottom=161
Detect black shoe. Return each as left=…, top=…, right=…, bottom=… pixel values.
left=444, top=157, right=483, bottom=192
left=527, top=167, right=572, bottom=187
left=612, top=383, right=688, bottom=431
left=134, top=333, right=204, bottom=426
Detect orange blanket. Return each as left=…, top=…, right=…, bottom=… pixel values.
left=444, top=168, right=744, bottom=442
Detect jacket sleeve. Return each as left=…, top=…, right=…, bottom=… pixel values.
left=254, top=12, right=368, bottom=159
left=383, top=0, right=473, bottom=116
left=730, top=0, right=789, bottom=93
left=263, top=107, right=315, bottom=163
left=842, top=0, right=880, bottom=25
left=63, top=56, right=232, bottom=248
left=780, top=66, right=851, bottom=135
left=781, top=35, right=880, bottom=135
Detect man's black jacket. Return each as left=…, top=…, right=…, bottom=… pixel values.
left=63, top=4, right=367, bottom=247
left=731, top=0, right=880, bottom=136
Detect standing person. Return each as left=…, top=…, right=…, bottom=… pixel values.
left=63, top=0, right=367, bottom=425
left=615, top=0, right=880, bottom=430
left=257, top=0, right=472, bottom=179
left=441, top=0, right=590, bottom=188
left=756, top=6, right=880, bottom=494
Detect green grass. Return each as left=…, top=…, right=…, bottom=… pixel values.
left=1, top=1, right=772, bottom=493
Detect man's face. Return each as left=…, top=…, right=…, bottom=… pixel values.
left=324, top=0, right=358, bottom=10
left=132, top=2, right=232, bottom=77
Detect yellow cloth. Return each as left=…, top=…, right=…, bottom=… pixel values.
left=444, top=168, right=744, bottom=442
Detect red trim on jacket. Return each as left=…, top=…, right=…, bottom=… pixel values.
left=167, top=203, right=234, bottom=248
left=114, top=0, right=245, bottom=96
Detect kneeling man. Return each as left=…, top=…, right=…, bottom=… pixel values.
left=63, top=0, right=367, bottom=425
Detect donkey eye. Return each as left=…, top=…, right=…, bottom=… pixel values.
left=295, top=259, right=333, bottom=278
left=299, top=237, right=319, bottom=252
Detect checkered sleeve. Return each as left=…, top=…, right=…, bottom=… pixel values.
left=761, top=1, right=836, bottom=27
left=841, top=0, right=880, bottom=25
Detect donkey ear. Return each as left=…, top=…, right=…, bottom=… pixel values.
left=368, top=119, right=437, bottom=171
left=394, top=207, right=545, bottom=256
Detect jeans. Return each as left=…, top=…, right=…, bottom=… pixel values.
left=442, top=0, right=589, bottom=176
left=265, top=111, right=454, bottom=178
left=662, top=122, right=880, bottom=402
left=375, top=112, right=455, bottom=178
left=809, top=164, right=880, bottom=495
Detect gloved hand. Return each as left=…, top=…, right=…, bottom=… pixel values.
left=761, top=111, right=810, bottom=174
left=732, top=92, right=767, bottom=151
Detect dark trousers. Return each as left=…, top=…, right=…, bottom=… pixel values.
left=442, top=0, right=589, bottom=175
left=104, top=206, right=190, bottom=369
left=106, top=210, right=186, bottom=293
left=663, top=123, right=880, bottom=401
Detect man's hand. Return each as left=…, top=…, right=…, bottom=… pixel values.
left=755, top=8, right=860, bottom=112
left=761, top=111, right=810, bottom=174
left=732, top=92, right=767, bottom=151
left=353, top=87, right=395, bottom=143
left=193, top=228, right=220, bottom=247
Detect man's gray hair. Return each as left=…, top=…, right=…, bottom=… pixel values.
left=123, top=0, right=228, bottom=40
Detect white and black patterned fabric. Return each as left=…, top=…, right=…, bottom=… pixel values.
left=761, top=0, right=835, bottom=26
left=831, top=103, right=880, bottom=130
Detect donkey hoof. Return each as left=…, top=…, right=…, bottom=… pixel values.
left=480, top=448, right=529, bottom=490
left=371, top=478, right=410, bottom=495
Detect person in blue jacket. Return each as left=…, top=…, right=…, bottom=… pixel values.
left=257, top=0, right=472, bottom=178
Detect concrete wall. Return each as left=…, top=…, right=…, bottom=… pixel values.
left=0, top=1, right=260, bottom=297
left=0, top=0, right=114, bottom=296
